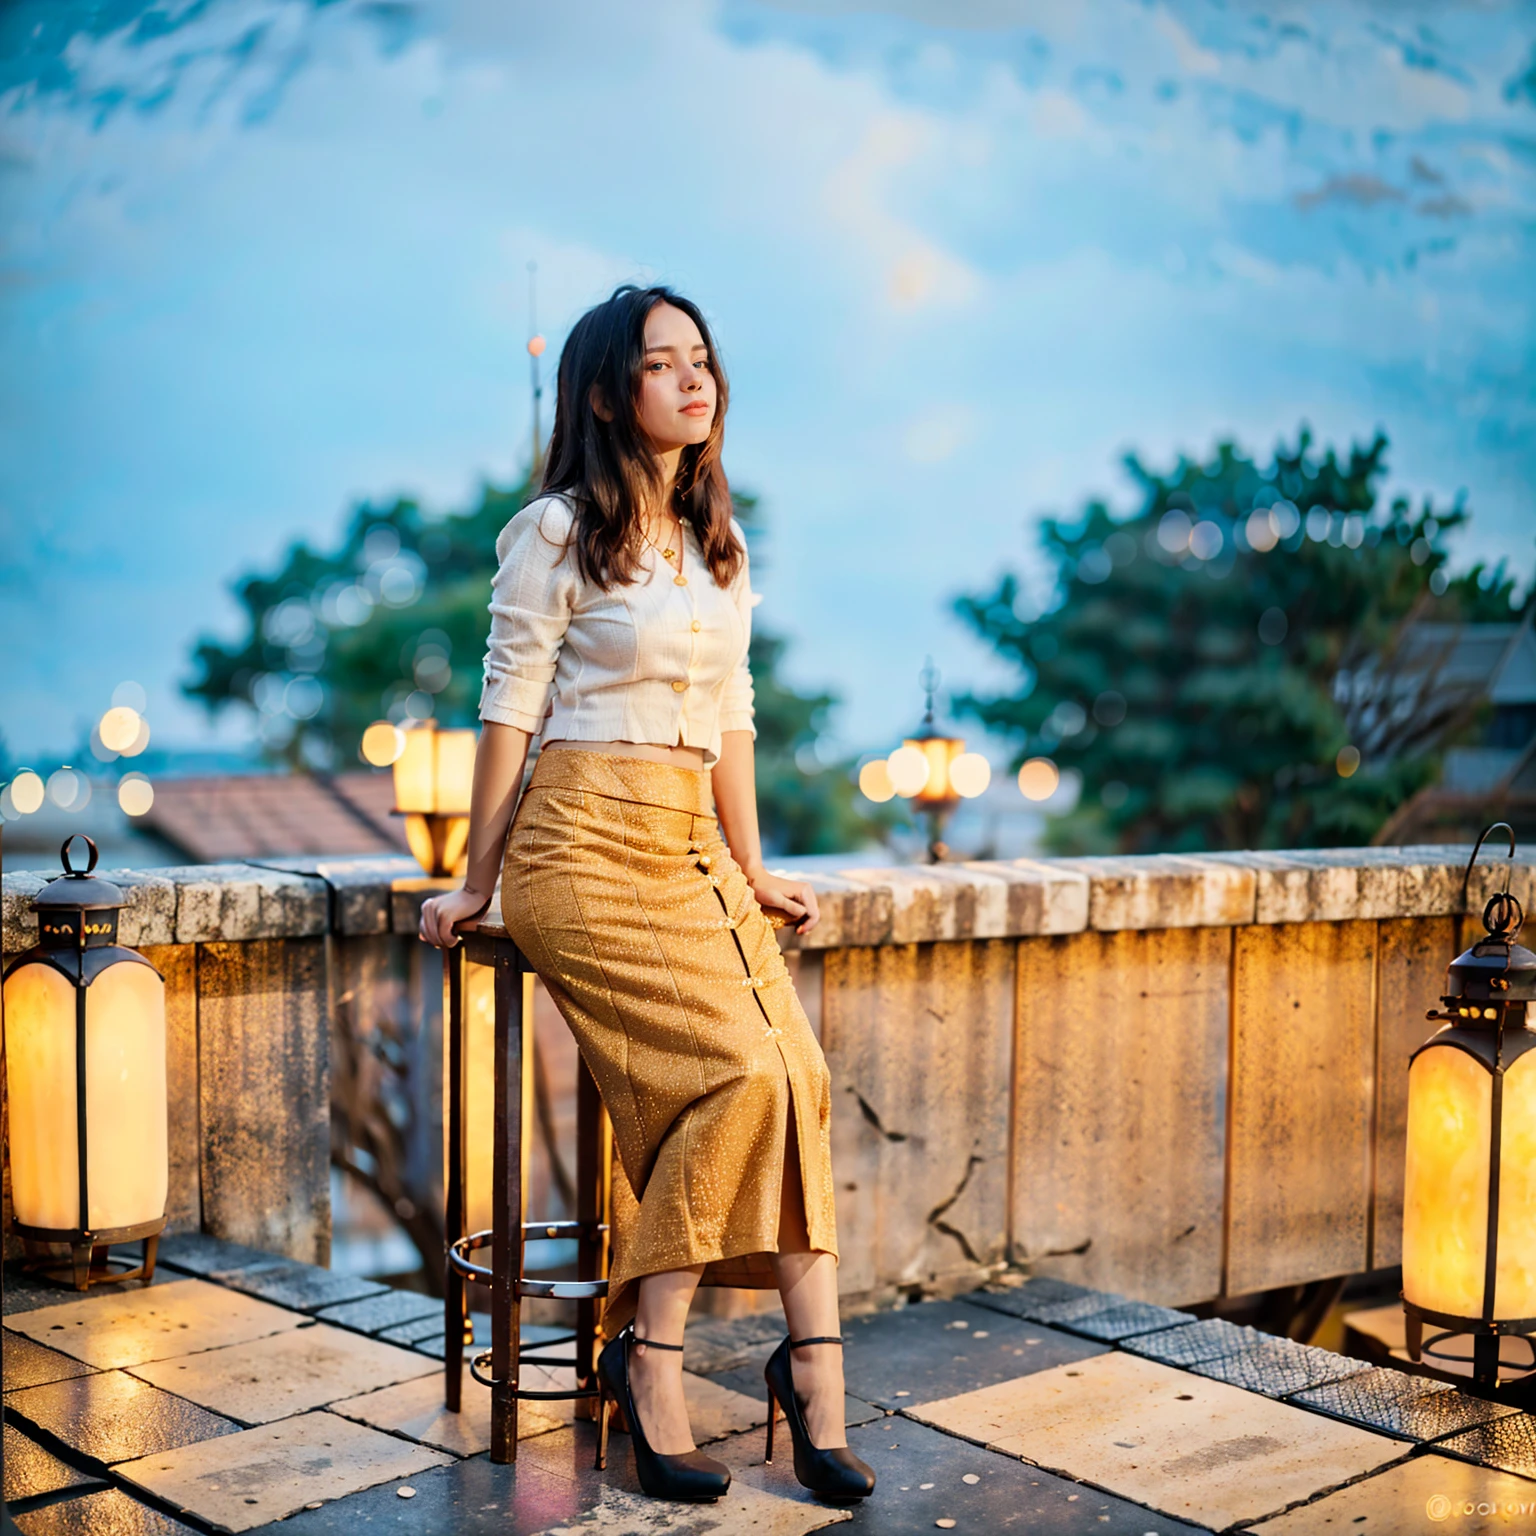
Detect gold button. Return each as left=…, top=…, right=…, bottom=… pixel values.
left=672, top=680, right=687, bottom=692
left=691, top=620, right=701, bottom=633
left=698, top=855, right=712, bottom=870
left=674, top=574, right=688, bottom=586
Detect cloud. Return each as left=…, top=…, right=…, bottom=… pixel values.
left=1294, top=174, right=1406, bottom=212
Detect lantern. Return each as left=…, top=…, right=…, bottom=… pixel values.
left=878, top=659, right=991, bottom=862
left=3, top=836, right=167, bottom=1289
left=1401, top=823, right=1536, bottom=1395
left=391, top=720, right=477, bottom=878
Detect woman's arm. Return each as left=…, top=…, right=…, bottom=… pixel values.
left=711, top=728, right=820, bottom=936
left=419, top=721, right=532, bottom=948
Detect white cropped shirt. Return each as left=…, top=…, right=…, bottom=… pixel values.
left=478, top=495, right=758, bottom=768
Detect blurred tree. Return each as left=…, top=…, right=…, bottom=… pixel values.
left=953, top=429, right=1529, bottom=855
left=183, top=475, right=891, bottom=857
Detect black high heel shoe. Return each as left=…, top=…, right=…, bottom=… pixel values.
left=595, top=1325, right=731, bottom=1502
left=764, top=1335, right=876, bottom=1500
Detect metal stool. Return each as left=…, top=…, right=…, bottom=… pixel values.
left=442, top=928, right=611, bottom=1463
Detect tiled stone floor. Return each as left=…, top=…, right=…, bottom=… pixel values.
left=6, top=1254, right=1536, bottom=1535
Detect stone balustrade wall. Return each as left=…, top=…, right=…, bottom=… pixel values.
left=4, top=845, right=1531, bottom=1308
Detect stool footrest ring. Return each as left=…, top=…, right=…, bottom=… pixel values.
left=448, top=1222, right=609, bottom=1286
left=468, top=1349, right=602, bottom=1398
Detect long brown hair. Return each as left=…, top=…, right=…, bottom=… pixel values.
left=539, top=285, right=743, bottom=590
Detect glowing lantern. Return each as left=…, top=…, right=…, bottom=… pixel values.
left=386, top=719, right=477, bottom=877
left=1402, top=823, right=1536, bottom=1395
left=2, top=837, right=167, bottom=1289
left=882, top=659, right=991, bottom=862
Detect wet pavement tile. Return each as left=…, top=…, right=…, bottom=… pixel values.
left=961, top=1277, right=1101, bottom=1324
left=5, top=1368, right=240, bottom=1466
left=10, top=1486, right=202, bottom=1535
left=1185, top=1333, right=1371, bottom=1398
left=683, top=1312, right=801, bottom=1374
left=249, top=1440, right=849, bottom=1535
left=910, top=1349, right=1411, bottom=1531
left=115, top=1408, right=452, bottom=1532
left=377, top=1315, right=448, bottom=1348
left=316, top=1289, right=443, bottom=1336
left=130, top=1321, right=439, bottom=1425
left=1433, top=1413, right=1536, bottom=1479
left=732, top=1414, right=1213, bottom=1535
left=1290, top=1366, right=1521, bottom=1443
left=209, top=1259, right=388, bottom=1314
left=516, top=1425, right=855, bottom=1534
left=329, top=1369, right=562, bottom=1456
left=1122, top=1316, right=1267, bottom=1368
left=1049, top=1300, right=1199, bottom=1344
left=3, top=1328, right=97, bottom=1392
left=156, top=1232, right=289, bottom=1278
left=837, top=1297, right=1106, bottom=1410
left=5, top=1279, right=303, bottom=1369
left=2, top=1418, right=105, bottom=1503
left=1, top=1263, right=177, bottom=1317
left=1250, top=1451, right=1536, bottom=1532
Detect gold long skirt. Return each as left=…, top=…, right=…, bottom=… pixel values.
left=500, top=747, right=838, bottom=1336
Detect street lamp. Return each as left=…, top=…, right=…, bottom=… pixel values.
left=364, top=718, right=477, bottom=878
left=1401, top=823, right=1536, bottom=1397
left=2, top=836, right=167, bottom=1289
left=878, top=659, right=991, bottom=863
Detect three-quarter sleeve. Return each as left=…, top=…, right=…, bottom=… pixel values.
left=717, top=519, right=758, bottom=739
left=479, top=497, right=579, bottom=733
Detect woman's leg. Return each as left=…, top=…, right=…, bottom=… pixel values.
left=769, top=1110, right=848, bottom=1449
left=629, top=1264, right=705, bottom=1454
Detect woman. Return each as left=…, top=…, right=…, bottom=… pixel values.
left=419, top=285, right=874, bottom=1506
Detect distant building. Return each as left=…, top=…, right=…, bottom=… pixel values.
left=1371, top=614, right=1536, bottom=844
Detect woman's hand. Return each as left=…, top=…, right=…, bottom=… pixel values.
left=748, top=869, right=820, bottom=937
left=419, top=886, right=494, bottom=949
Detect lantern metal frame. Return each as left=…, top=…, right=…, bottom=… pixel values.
left=902, top=658, right=967, bottom=863
left=439, top=927, right=612, bottom=1464
left=1402, top=822, right=1536, bottom=1398
left=2, top=835, right=165, bottom=1290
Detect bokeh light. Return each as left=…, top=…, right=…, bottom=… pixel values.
left=1337, top=745, right=1361, bottom=778
left=1189, top=520, right=1224, bottom=561
left=528, top=335, right=547, bottom=357
left=858, top=759, right=895, bottom=803
left=1257, top=607, right=1289, bottom=646
left=121, top=715, right=151, bottom=757
left=950, top=752, right=992, bottom=799
left=361, top=720, right=406, bottom=767
left=9, top=770, right=45, bottom=815
left=46, top=767, right=88, bottom=811
left=1246, top=509, right=1279, bottom=553
left=118, top=774, right=155, bottom=816
left=111, top=681, right=149, bottom=712
left=1018, top=757, right=1061, bottom=801
left=886, top=745, right=931, bottom=798
left=1157, top=509, right=1192, bottom=554
left=99, top=705, right=143, bottom=753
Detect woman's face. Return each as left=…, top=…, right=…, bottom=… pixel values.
left=635, top=302, right=717, bottom=453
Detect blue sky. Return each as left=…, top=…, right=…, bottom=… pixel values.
left=2, top=0, right=1533, bottom=766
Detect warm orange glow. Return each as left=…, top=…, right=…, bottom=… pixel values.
left=858, top=760, right=895, bottom=803
left=1336, top=745, right=1361, bottom=778
left=904, top=737, right=966, bottom=803
left=117, top=776, right=154, bottom=817
left=361, top=720, right=405, bottom=768
left=528, top=335, right=547, bottom=357
left=1018, top=757, right=1061, bottom=801
left=887, top=745, right=930, bottom=798
left=9, top=769, right=44, bottom=815
left=434, top=730, right=477, bottom=816
left=99, top=706, right=142, bottom=754
left=2, top=958, right=168, bottom=1231
left=950, top=752, right=992, bottom=799
left=392, top=724, right=437, bottom=813
left=1402, top=1044, right=1536, bottom=1320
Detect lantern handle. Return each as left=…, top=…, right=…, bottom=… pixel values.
left=60, top=834, right=100, bottom=877
left=1462, top=821, right=1523, bottom=947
